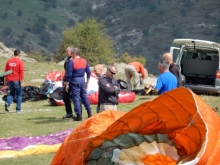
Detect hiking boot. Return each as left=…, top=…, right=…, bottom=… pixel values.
left=5, top=104, right=9, bottom=112
left=73, top=114, right=82, bottom=121
left=62, top=114, right=73, bottom=119
left=87, top=112, right=92, bottom=118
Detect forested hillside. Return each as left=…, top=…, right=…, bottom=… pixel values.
left=0, top=0, right=220, bottom=74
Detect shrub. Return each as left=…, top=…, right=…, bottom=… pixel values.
left=117, top=52, right=146, bottom=65
left=2, top=27, right=12, bottom=37
left=56, top=18, right=115, bottom=65
left=17, top=10, right=23, bottom=16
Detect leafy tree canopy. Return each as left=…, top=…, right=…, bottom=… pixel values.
left=56, top=18, right=116, bottom=66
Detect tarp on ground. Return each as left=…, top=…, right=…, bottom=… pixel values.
left=51, top=88, right=220, bottom=165
left=0, top=129, right=73, bottom=158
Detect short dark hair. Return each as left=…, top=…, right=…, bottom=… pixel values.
left=14, top=49, right=20, bottom=56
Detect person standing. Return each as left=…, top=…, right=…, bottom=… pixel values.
left=162, top=52, right=183, bottom=87
left=62, top=46, right=74, bottom=119
left=4, top=49, right=24, bottom=113
left=98, top=65, right=120, bottom=112
left=124, top=62, right=146, bottom=91
left=154, top=59, right=177, bottom=95
left=93, top=64, right=104, bottom=78
left=93, top=64, right=104, bottom=113
left=65, top=47, right=92, bottom=121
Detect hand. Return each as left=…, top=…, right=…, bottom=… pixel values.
left=65, top=84, right=69, bottom=92
left=106, top=84, right=110, bottom=87
left=114, top=86, right=118, bottom=89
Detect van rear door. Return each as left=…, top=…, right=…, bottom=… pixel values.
left=170, top=47, right=180, bottom=63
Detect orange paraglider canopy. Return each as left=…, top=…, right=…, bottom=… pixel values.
left=51, top=88, right=220, bottom=165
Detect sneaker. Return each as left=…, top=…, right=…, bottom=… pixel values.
left=62, top=114, right=73, bottom=119
left=5, top=104, right=9, bottom=112
left=16, top=110, right=23, bottom=113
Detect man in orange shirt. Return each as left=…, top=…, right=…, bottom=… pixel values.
left=4, top=49, right=24, bottom=113
left=124, top=62, right=146, bottom=91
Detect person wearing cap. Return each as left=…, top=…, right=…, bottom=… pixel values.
left=65, top=47, right=92, bottom=121
left=4, top=49, right=24, bottom=113
left=98, top=65, right=120, bottom=112
left=124, top=62, right=146, bottom=91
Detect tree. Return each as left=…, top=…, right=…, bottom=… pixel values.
left=40, top=31, right=51, bottom=42
left=2, top=27, right=12, bottom=37
left=38, top=16, right=47, bottom=24
left=49, top=23, right=57, bottom=30
left=32, top=22, right=45, bottom=34
left=1, top=12, right=8, bottom=19
left=56, top=18, right=115, bottom=66
left=17, top=10, right=22, bottom=16
left=217, top=20, right=220, bottom=29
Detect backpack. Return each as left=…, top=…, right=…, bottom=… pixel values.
left=48, top=87, right=65, bottom=106
left=38, top=82, right=54, bottom=100
left=117, top=79, right=128, bottom=91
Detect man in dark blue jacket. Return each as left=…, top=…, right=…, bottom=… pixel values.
left=65, top=47, right=92, bottom=121
left=62, top=46, right=73, bottom=119
left=98, top=65, right=120, bottom=112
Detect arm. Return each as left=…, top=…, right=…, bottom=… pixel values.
left=20, top=61, right=25, bottom=86
left=85, top=62, right=91, bottom=86
left=65, top=60, right=73, bottom=92
left=4, top=63, right=8, bottom=86
left=154, top=76, right=162, bottom=94
left=140, top=64, right=146, bottom=79
left=98, top=77, right=120, bottom=94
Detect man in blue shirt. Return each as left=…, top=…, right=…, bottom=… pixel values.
left=155, top=59, right=177, bottom=95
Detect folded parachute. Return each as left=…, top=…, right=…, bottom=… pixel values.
left=51, top=88, right=220, bottom=165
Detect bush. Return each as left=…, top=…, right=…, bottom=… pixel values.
left=1, top=12, right=8, bottom=19
left=38, top=41, right=48, bottom=48
left=17, top=10, right=23, bottom=16
left=38, top=16, right=47, bottom=24
left=217, top=20, right=220, bottom=29
left=49, top=23, right=57, bottom=30
left=172, top=27, right=183, bottom=38
left=27, top=51, right=46, bottom=62
left=117, top=52, right=146, bottom=66
left=32, top=22, right=45, bottom=34
left=40, top=31, right=51, bottom=42
left=70, top=1, right=80, bottom=7
left=2, top=27, right=12, bottom=37
left=56, top=18, right=115, bottom=65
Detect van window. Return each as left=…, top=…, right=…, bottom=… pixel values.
left=173, top=48, right=180, bottom=62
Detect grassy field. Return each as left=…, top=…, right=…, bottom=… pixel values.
left=0, top=57, right=220, bottom=165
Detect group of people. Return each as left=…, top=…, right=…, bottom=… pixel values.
left=3, top=47, right=182, bottom=120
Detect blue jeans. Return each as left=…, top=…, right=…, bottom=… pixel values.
left=6, top=81, right=22, bottom=111
left=71, top=77, right=91, bottom=115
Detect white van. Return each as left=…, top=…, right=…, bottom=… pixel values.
left=170, top=39, right=220, bottom=94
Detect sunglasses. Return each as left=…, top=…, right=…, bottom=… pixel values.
left=108, top=69, right=117, bottom=75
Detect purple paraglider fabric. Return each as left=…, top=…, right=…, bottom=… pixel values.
left=0, top=128, right=73, bottom=156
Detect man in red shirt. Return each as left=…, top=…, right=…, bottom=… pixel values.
left=124, top=62, right=146, bottom=91
left=4, top=49, right=24, bottom=113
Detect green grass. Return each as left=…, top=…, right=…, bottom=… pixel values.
left=0, top=57, right=220, bottom=164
